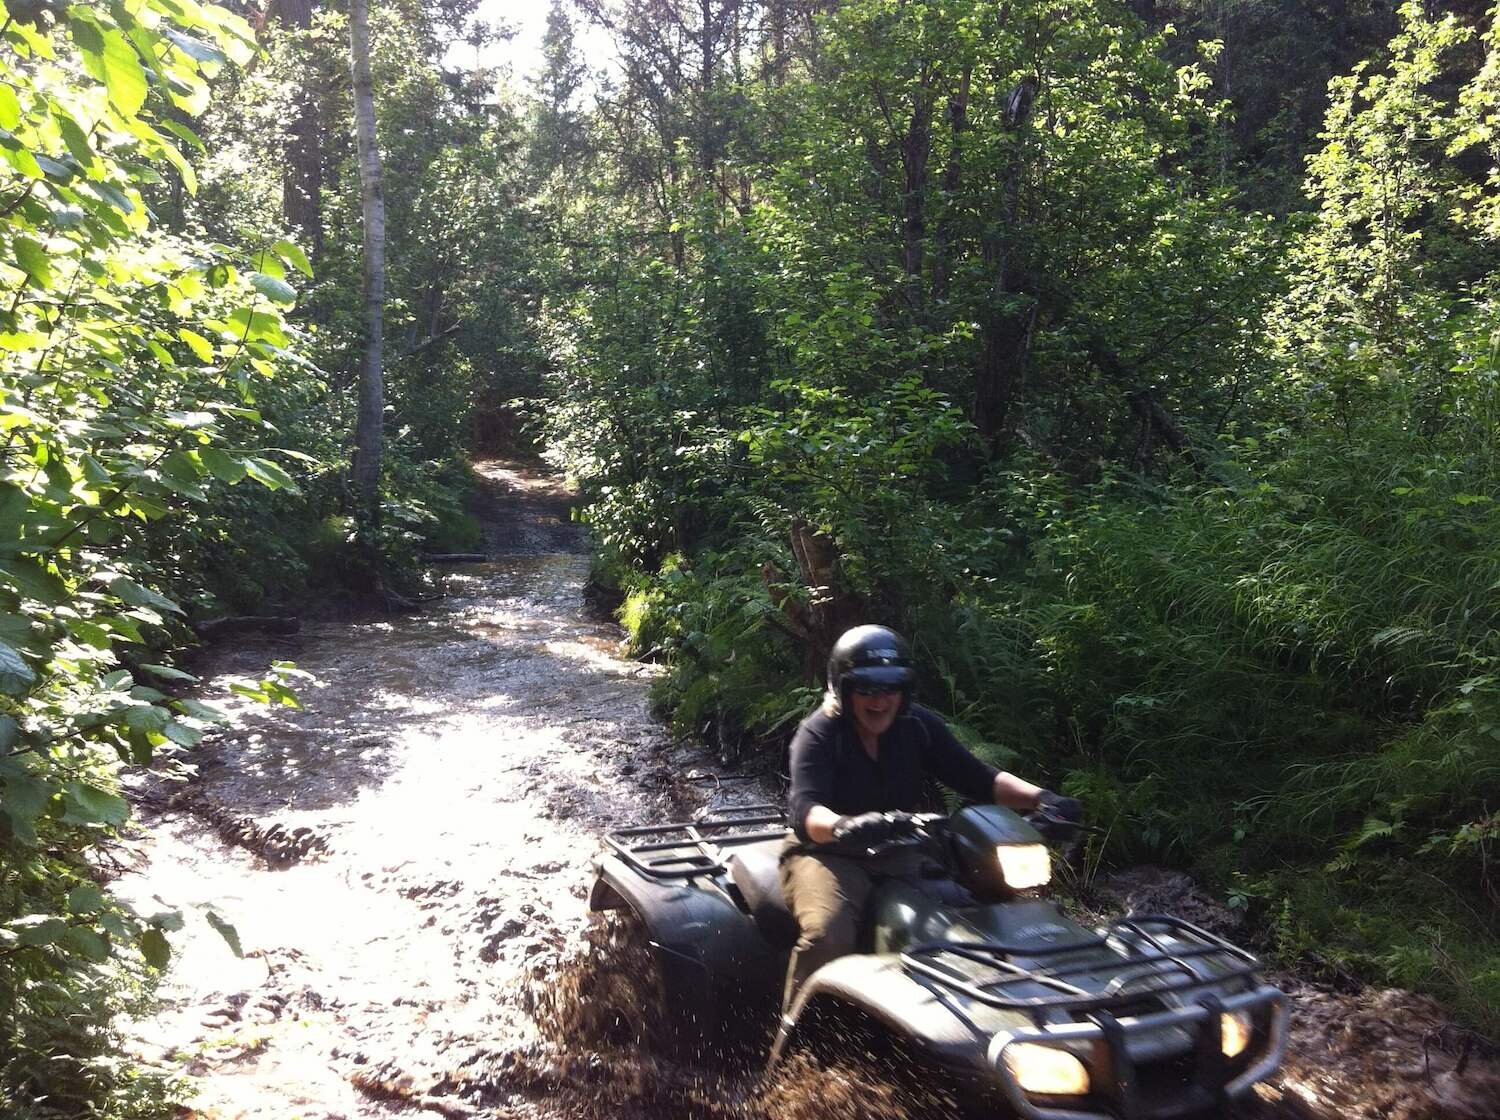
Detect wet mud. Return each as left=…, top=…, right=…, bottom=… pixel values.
left=119, top=461, right=1500, bottom=1120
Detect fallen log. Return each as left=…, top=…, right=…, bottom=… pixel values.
left=423, top=552, right=489, bottom=563
left=194, top=615, right=301, bottom=640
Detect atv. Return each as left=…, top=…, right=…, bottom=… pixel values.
left=589, top=802, right=1289, bottom=1120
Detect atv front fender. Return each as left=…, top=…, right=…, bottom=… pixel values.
left=772, top=953, right=994, bottom=1076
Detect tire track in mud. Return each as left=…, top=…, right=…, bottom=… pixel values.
left=118, top=461, right=1500, bottom=1120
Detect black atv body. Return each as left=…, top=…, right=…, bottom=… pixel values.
left=589, top=803, right=1288, bottom=1120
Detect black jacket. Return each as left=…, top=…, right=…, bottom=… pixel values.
left=786, top=704, right=998, bottom=841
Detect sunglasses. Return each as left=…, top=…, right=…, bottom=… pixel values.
left=850, top=683, right=903, bottom=696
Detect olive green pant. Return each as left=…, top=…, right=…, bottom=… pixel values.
left=778, top=841, right=932, bottom=1013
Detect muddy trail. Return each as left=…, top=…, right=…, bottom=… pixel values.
left=120, top=462, right=1500, bottom=1120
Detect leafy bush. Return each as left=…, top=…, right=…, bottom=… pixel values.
left=0, top=4, right=316, bottom=1113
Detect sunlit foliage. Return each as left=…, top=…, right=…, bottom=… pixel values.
left=0, top=1, right=310, bottom=1112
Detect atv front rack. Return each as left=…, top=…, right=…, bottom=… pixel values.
left=901, top=914, right=1262, bottom=1021
left=603, top=804, right=788, bottom=881
left=903, top=916, right=1288, bottom=1120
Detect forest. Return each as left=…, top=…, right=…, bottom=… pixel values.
left=0, top=0, right=1497, bottom=1114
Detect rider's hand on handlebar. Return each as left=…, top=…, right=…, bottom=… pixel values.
left=831, top=811, right=896, bottom=847
left=1031, top=790, right=1084, bottom=843
left=886, top=811, right=920, bottom=839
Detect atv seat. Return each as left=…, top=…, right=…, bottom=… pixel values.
left=727, top=844, right=800, bottom=949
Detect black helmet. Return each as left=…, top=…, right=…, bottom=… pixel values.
left=828, top=625, right=915, bottom=713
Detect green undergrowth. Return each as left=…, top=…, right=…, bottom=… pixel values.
left=565, top=0, right=1500, bottom=1042
left=611, top=552, right=818, bottom=742
left=149, top=451, right=484, bottom=618
left=603, top=411, right=1500, bottom=1035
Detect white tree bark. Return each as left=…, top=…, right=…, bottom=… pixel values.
left=350, top=0, right=385, bottom=515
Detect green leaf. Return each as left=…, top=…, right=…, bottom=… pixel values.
left=65, top=926, right=110, bottom=962
left=164, top=409, right=215, bottom=429
left=66, top=619, right=113, bottom=649
left=244, top=457, right=296, bottom=492
left=254, top=250, right=285, bottom=279
left=148, top=910, right=184, bottom=932
left=55, top=113, right=98, bottom=169
left=123, top=704, right=168, bottom=734
left=172, top=697, right=225, bottom=722
left=67, top=884, right=106, bottom=914
left=0, top=84, right=21, bottom=131
left=14, top=916, right=69, bottom=947
left=163, top=27, right=226, bottom=65
left=0, top=761, right=51, bottom=844
left=225, top=307, right=287, bottom=346
left=162, top=720, right=202, bottom=747
left=178, top=328, right=214, bottom=362
left=199, top=447, right=247, bottom=484
left=34, top=153, right=74, bottom=181
left=75, top=20, right=149, bottom=117
left=149, top=130, right=197, bottom=194
left=85, top=179, right=135, bottom=215
left=249, top=272, right=296, bottom=305
left=0, top=558, right=68, bottom=605
left=0, top=639, right=36, bottom=695
left=272, top=239, right=312, bottom=277
left=108, top=577, right=183, bottom=615
left=63, top=782, right=128, bottom=826
left=14, top=236, right=54, bottom=289
left=139, top=926, right=170, bottom=969
left=159, top=118, right=205, bottom=153
left=141, top=663, right=196, bottom=683
left=0, top=135, right=42, bottom=179
left=204, top=909, right=243, bottom=957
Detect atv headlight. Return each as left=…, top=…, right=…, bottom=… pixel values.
left=995, top=843, right=1051, bottom=890
left=1002, top=1042, right=1090, bottom=1095
left=1221, top=1010, right=1253, bottom=1057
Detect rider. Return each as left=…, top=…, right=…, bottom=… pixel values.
left=780, top=624, right=1081, bottom=1011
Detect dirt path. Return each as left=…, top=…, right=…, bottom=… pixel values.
left=120, top=462, right=767, bottom=1120
left=118, top=462, right=1499, bottom=1120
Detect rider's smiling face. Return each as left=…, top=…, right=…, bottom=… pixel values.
left=849, top=689, right=900, bottom=742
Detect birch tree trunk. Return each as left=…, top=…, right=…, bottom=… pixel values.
left=350, top=0, right=385, bottom=517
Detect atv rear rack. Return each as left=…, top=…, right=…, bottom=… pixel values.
left=901, top=914, right=1262, bottom=1019
left=604, top=804, right=788, bottom=881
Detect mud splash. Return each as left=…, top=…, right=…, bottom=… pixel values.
left=118, top=461, right=1500, bottom=1120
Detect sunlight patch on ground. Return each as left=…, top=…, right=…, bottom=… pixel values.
left=542, top=636, right=644, bottom=674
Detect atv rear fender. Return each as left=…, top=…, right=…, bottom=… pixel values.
left=591, top=851, right=782, bottom=981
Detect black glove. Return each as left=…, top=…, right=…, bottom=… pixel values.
left=886, top=811, right=920, bottom=839
left=830, top=811, right=900, bottom=849
left=1030, top=790, right=1084, bottom=844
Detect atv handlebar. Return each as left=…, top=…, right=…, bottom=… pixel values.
left=824, top=811, right=947, bottom=858
left=1025, top=804, right=1085, bottom=845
